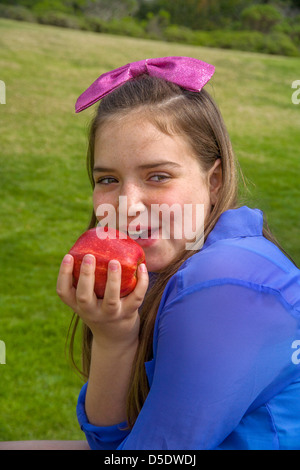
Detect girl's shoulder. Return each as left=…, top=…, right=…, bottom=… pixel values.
left=180, top=205, right=299, bottom=290
left=163, top=230, right=300, bottom=313
left=186, top=232, right=298, bottom=286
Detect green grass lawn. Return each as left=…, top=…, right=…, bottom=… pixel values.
left=0, top=18, right=299, bottom=441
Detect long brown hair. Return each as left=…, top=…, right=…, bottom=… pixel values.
left=67, top=75, right=281, bottom=427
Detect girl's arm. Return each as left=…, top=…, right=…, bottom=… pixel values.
left=78, top=280, right=299, bottom=450
left=85, top=337, right=138, bottom=426
left=118, top=282, right=298, bottom=450
left=57, top=254, right=148, bottom=427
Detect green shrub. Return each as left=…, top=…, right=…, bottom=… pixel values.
left=212, top=30, right=266, bottom=52
left=144, top=10, right=170, bottom=39
left=31, top=0, right=71, bottom=15
left=36, top=10, right=86, bottom=29
left=84, top=16, right=107, bottom=33
left=291, top=25, right=300, bottom=47
left=164, top=24, right=197, bottom=43
left=274, top=17, right=300, bottom=47
left=0, top=4, right=36, bottom=22
left=164, top=28, right=265, bottom=52
left=241, top=4, right=282, bottom=33
left=188, top=30, right=218, bottom=48
left=164, top=27, right=299, bottom=57
left=263, top=32, right=299, bottom=57
left=103, top=16, right=146, bottom=38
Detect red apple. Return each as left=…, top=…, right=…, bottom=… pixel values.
left=69, top=227, right=146, bottom=298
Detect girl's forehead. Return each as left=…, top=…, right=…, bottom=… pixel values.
left=96, top=106, right=175, bottom=136
left=93, top=110, right=201, bottom=170
left=93, top=123, right=201, bottom=175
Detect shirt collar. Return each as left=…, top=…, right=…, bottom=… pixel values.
left=203, top=206, right=263, bottom=250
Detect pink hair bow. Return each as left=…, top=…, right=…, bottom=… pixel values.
left=75, top=56, right=215, bottom=113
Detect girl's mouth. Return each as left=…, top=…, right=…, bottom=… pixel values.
left=125, top=226, right=161, bottom=247
left=127, top=227, right=158, bottom=238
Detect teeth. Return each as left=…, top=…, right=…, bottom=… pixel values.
left=128, top=229, right=144, bottom=235
left=128, top=228, right=150, bottom=238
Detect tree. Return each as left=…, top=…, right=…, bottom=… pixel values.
left=136, top=0, right=264, bottom=31
left=82, top=0, right=138, bottom=20
left=241, top=4, right=282, bottom=33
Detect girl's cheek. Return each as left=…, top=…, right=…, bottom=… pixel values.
left=93, top=193, right=100, bottom=215
left=93, top=192, right=105, bottom=219
left=93, top=193, right=119, bottom=225
left=93, top=190, right=108, bottom=208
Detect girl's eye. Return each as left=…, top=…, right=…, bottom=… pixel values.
left=96, top=177, right=118, bottom=185
left=149, top=174, right=170, bottom=182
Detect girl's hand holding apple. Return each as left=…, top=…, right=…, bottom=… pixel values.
left=56, top=228, right=148, bottom=349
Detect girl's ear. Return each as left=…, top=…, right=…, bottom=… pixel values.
left=208, top=159, right=222, bottom=206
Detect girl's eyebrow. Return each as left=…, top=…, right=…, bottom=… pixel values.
left=93, top=161, right=181, bottom=173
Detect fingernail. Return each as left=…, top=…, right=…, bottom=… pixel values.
left=109, top=260, right=119, bottom=271
left=63, top=254, right=72, bottom=264
left=83, top=254, right=94, bottom=265
left=139, top=263, right=147, bottom=273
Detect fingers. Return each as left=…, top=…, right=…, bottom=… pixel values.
left=57, top=254, right=97, bottom=314
left=122, top=263, right=149, bottom=311
left=75, top=254, right=98, bottom=312
left=102, top=260, right=122, bottom=311
left=102, top=261, right=148, bottom=313
left=57, top=255, right=148, bottom=321
left=56, top=254, right=77, bottom=310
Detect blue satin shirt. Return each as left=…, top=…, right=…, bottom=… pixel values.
left=77, top=206, right=300, bottom=450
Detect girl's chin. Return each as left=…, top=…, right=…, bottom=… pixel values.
left=142, top=249, right=177, bottom=273
left=145, top=264, right=164, bottom=273
left=133, top=236, right=159, bottom=248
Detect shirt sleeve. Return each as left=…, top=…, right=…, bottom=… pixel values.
left=77, top=281, right=299, bottom=450
left=76, top=382, right=130, bottom=450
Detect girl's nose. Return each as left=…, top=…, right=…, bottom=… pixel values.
left=117, top=184, right=147, bottom=223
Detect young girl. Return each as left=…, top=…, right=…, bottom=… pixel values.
left=57, top=57, right=300, bottom=450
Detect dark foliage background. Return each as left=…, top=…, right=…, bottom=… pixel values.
left=0, top=0, right=299, bottom=56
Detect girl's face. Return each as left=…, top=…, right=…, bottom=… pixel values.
left=93, top=113, right=221, bottom=272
